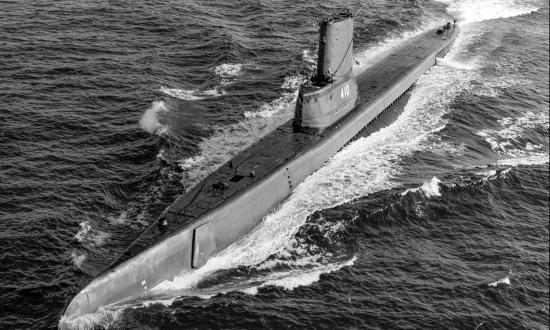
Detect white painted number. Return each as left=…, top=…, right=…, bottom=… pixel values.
left=341, top=84, right=350, bottom=99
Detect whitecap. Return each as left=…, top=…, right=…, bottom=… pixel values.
left=475, top=169, right=498, bottom=178
left=214, top=63, right=243, bottom=77
left=401, top=177, right=442, bottom=198
left=71, top=251, right=86, bottom=268
left=496, top=154, right=548, bottom=166
left=74, top=221, right=110, bottom=248
left=139, top=100, right=169, bottom=134
left=302, top=49, right=317, bottom=67
left=476, top=111, right=549, bottom=163
left=159, top=86, right=224, bottom=101
left=488, top=274, right=511, bottom=287
left=107, top=211, right=128, bottom=225
left=178, top=155, right=205, bottom=170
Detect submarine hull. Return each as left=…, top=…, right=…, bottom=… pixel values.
left=61, top=25, right=459, bottom=325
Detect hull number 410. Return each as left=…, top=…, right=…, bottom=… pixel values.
left=341, top=84, right=350, bottom=99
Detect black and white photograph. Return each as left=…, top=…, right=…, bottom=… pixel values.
left=1, top=0, right=548, bottom=329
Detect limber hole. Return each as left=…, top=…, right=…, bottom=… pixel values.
left=230, top=175, right=245, bottom=182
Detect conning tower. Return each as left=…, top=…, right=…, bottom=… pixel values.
left=294, top=10, right=358, bottom=131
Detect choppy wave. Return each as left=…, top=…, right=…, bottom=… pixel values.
left=477, top=111, right=549, bottom=163
left=159, top=63, right=244, bottom=101
left=401, top=177, right=442, bottom=198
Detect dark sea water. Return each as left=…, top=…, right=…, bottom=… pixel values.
left=1, top=0, right=548, bottom=329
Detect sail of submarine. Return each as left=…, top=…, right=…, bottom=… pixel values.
left=61, top=9, right=459, bottom=324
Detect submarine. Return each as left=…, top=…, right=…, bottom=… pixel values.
left=61, top=10, right=459, bottom=325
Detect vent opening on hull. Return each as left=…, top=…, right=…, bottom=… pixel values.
left=230, top=175, right=246, bottom=182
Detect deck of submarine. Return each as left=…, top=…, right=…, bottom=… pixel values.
left=103, top=28, right=456, bottom=273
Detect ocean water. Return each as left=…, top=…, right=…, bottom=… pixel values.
left=1, top=0, right=548, bottom=329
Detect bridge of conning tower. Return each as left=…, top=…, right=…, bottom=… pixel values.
left=294, top=10, right=358, bottom=132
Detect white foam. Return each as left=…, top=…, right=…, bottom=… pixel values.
left=178, top=74, right=310, bottom=189
left=137, top=297, right=178, bottom=308
left=176, top=108, right=293, bottom=189
left=159, top=86, right=224, bottom=101
left=474, top=75, right=533, bottom=98
left=353, top=28, right=429, bottom=75
left=243, top=75, right=306, bottom=119
left=352, top=14, right=490, bottom=77
left=496, top=154, right=549, bottom=166
left=245, top=256, right=357, bottom=294
left=243, top=50, right=310, bottom=119
left=139, top=100, right=169, bottom=134
left=436, top=57, right=479, bottom=71
left=70, top=251, right=86, bottom=268
left=477, top=111, right=549, bottom=164
left=178, top=155, right=205, bottom=170
left=156, top=148, right=166, bottom=160
left=440, top=0, right=539, bottom=24
left=75, top=221, right=110, bottom=248
left=302, top=49, right=316, bottom=66
left=107, top=211, right=129, bottom=225
left=475, top=169, right=498, bottom=178
left=214, top=63, right=243, bottom=77
left=488, top=274, right=511, bottom=287
left=243, top=94, right=296, bottom=119
left=402, top=177, right=442, bottom=198
left=434, top=0, right=540, bottom=75
left=59, top=304, right=124, bottom=330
